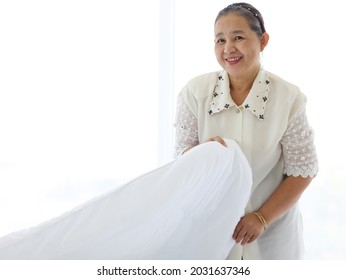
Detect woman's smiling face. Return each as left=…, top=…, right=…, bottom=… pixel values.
left=214, top=13, right=268, bottom=79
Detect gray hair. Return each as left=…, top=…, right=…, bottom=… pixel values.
left=215, top=2, right=266, bottom=39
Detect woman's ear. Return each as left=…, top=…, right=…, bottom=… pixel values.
left=260, top=32, right=270, bottom=51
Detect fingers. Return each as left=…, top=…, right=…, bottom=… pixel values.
left=241, top=233, right=256, bottom=245
left=232, top=213, right=265, bottom=245
left=233, top=224, right=251, bottom=244
left=182, top=136, right=226, bottom=156
left=233, top=229, right=257, bottom=245
left=232, top=222, right=243, bottom=242
left=206, top=136, right=227, bottom=147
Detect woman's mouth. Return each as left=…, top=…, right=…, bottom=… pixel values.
left=225, top=56, right=242, bottom=64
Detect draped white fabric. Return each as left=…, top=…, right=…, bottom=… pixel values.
left=0, top=139, right=252, bottom=260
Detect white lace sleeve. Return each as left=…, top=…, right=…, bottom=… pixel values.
left=174, top=95, right=199, bottom=158
left=281, top=107, right=319, bottom=178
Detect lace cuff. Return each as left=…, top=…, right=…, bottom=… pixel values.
left=281, top=107, right=319, bottom=178
left=174, top=95, right=199, bottom=158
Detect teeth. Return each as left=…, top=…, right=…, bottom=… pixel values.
left=226, top=57, right=241, bottom=62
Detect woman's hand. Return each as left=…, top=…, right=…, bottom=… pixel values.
left=232, top=213, right=265, bottom=245
left=182, top=136, right=227, bottom=155
left=205, top=136, right=227, bottom=147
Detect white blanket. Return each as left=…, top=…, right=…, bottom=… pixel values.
left=0, top=139, right=252, bottom=259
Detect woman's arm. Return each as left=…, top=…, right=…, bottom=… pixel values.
left=233, top=106, right=318, bottom=245
left=174, top=95, right=199, bottom=157
left=258, top=175, right=312, bottom=225
left=232, top=175, right=313, bottom=245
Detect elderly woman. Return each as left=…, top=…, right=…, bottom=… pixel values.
left=175, top=2, right=318, bottom=259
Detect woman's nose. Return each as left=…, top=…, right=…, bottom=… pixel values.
left=224, top=42, right=236, bottom=54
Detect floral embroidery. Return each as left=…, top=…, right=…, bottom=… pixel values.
left=208, top=68, right=271, bottom=120
left=174, top=95, right=199, bottom=157
left=280, top=107, right=319, bottom=178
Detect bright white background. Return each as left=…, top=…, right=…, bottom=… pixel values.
left=0, top=0, right=160, bottom=235
left=0, top=0, right=345, bottom=259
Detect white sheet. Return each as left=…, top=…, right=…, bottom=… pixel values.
left=0, top=139, right=252, bottom=259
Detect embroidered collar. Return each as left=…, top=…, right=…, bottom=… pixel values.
left=208, top=68, right=271, bottom=120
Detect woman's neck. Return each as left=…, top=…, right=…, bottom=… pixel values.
left=228, top=65, right=260, bottom=106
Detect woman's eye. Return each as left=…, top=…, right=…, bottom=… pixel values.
left=234, top=36, right=244, bottom=41
left=215, top=38, right=225, bottom=44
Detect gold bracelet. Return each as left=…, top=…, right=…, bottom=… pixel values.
left=254, top=212, right=267, bottom=230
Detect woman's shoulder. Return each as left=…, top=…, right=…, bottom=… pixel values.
left=267, top=71, right=302, bottom=95
left=265, top=70, right=307, bottom=117
left=188, top=70, right=221, bottom=83
left=183, top=71, right=221, bottom=95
